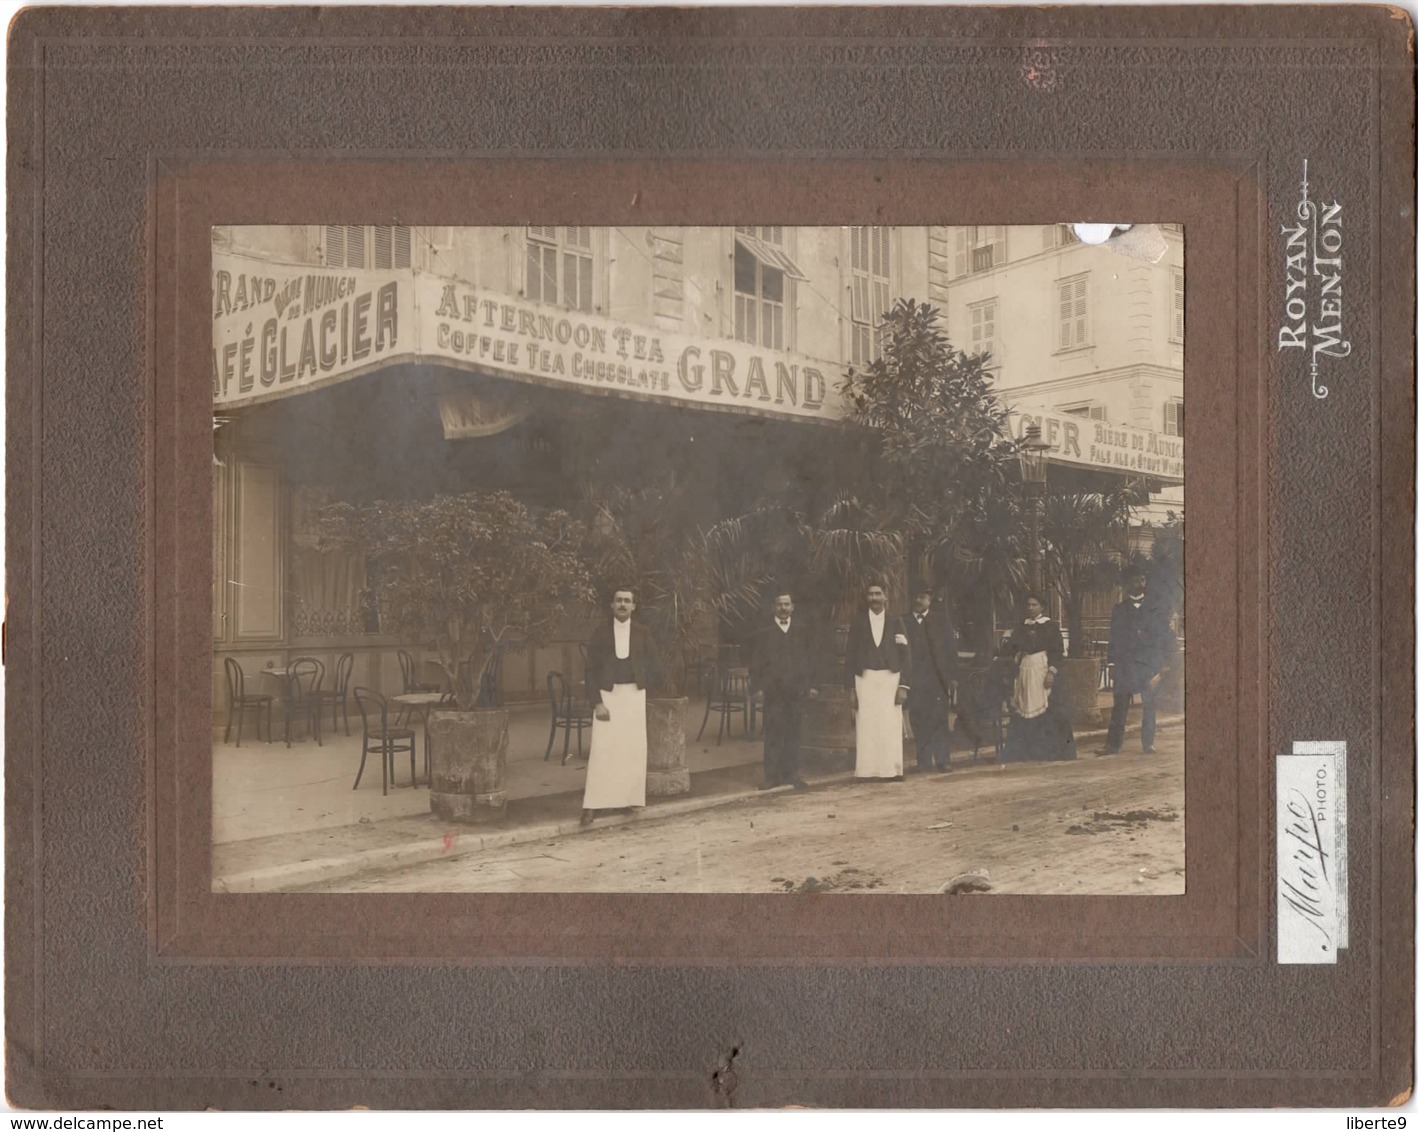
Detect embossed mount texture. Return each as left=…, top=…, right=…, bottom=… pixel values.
left=6, top=5, right=1414, bottom=1110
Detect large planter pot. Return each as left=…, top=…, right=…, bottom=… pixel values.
left=1055, top=658, right=1103, bottom=730
left=646, top=696, right=691, bottom=797
left=800, top=686, right=855, bottom=773
left=427, top=708, right=509, bottom=824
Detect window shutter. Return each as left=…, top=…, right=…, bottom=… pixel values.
left=346, top=226, right=366, bottom=269
left=881, top=227, right=891, bottom=276
left=578, top=255, right=593, bottom=311
left=851, top=227, right=865, bottom=272
left=1058, top=281, right=1074, bottom=349
left=991, top=226, right=1006, bottom=265
left=851, top=275, right=868, bottom=321
left=325, top=225, right=345, bottom=267
left=1172, top=271, right=1185, bottom=340
left=953, top=228, right=967, bottom=278
left=1073, top=277, right=1088, bottom=345
left=373, top=225, right=393, bottom=269
left=394, top=226, right=412, bottom=268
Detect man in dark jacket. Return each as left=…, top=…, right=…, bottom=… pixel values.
left=904, top=586, right=959, bottom=774
left=1102, top=567, right=1178, bottom=754
left=749, top=590, right=818, bottom=791
left=843, top=580, right=912, bottom=780
left=581, top=588, right=661, bottom=824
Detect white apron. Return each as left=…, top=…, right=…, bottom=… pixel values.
left=1014, top=651, right=1051, bottom=720
left=583, top=683, right=648, bottom=809
left=854, top=669, right=904, bottom=778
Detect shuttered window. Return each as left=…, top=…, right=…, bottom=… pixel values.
left=1057, top=275, right=1090, bottom=350
left=323, top=225, right=411, bottom=269
left=1171, top=268, right=1185, bottom=342
left=849, top=226, right=892, bottom=365
left=733, top=229, right=787, bottom=350
left=526, top=227, right=595, bottom=311
left=951, top=226, right=1007, bottom=278
left=968, top=299, right=997, bottom=366
left=1164, top=399, right=1184, bottom=436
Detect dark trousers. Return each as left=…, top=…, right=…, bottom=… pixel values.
left=1107, top=683, right=1158, bottom=751
left=909, top=697, right=952, bottom=768
left=762, top=695, right=806, bottom=784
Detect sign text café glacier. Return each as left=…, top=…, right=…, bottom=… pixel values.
left=210, top=251, right=838, bottom=423
left=211, top=251, right=1183, bottom=481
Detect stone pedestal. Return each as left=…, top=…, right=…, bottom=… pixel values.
left=646, top=696, right=691, bottom=797
left=799, top=687, right=854, bottom=773
left=428, top=708, right=509, bottom=823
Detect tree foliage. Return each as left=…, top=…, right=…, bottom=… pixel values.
left=315, top=491, right=594, bottom=709
left=1041, top=490, right=1134, bottom=657
left=580, top=477, right=777, bottom=693
left=837, top=298, right=1025, bottom=621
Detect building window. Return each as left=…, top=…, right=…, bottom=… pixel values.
left=1060, top=402, right=1107, bottom=421
left=324, top=225, right=412, bottom=269
left=1057, top=274, right=1090, bottom=350
left=733, top=228, right=785, bottom=349
left=1042, top=224, right=1081, bottom=250
left=968, top=298, right=997, bottom=366
left=1164, top=399, right=1184, bottom=436
left=849, top=226, right=892, bottom=365
left=1171, top=268, right=1185, bottom=342
left=526, top=226, right=594, bottom=311
left=952, top=226, right=1006, bottom=278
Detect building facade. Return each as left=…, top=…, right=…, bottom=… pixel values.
left=212, top=224, right=1183, bottom=723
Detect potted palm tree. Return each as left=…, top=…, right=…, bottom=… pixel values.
left=1041, top=489, right=1135, bottom=729
left=317, top=491, right=593, bottom=823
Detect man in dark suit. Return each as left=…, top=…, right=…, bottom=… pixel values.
left=581, top=588, right=661, bottom=824
left=1102, top=567, right=1178, bottom=754
left=904, top=585, right=958, bottom=774
left=750, top=590, right=818, bottom=791
left=843, top=580, right=912, bottom=780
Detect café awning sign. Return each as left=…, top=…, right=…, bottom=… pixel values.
left=211, top=250, right=844, bottom=424
left=1006, top=404, right=1184, bottom=484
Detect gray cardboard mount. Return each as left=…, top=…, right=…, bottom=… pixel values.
left=6, top=5, right=1414, bottom=1110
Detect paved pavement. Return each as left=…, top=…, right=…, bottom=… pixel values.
left=213, top=692, right=1183, bottom=892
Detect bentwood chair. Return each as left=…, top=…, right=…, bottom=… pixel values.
left=315, top=651, right=355, bottom=737
left=544, top=671, right=594, bottom=764
left=283, top=656, right=325, bottom=747
left=222, top=657, right=272, bottom=746
left=398, top=648, right=441, bottom=694
left=696, top=661, right=750, bottom=745
left=352, top=687, right=417, bottom=795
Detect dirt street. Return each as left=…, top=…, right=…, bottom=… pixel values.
left=305, top=726, right=1185, bottom=895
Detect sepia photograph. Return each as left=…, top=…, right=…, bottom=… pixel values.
left=210, top=222, right=1186, bottom=896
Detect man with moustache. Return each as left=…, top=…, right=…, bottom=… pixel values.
left=843, top=579, right=912, bottom=781
left=903, top=585, right=959, bottom=774
left=1101, top=566, right=1178, bottom=755
left=749, top=589, right=819, bottom=791
left=582, top=587, right=660, bottom=825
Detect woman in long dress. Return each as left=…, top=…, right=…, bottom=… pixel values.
left=1003, top=593, right=1075, bottom=762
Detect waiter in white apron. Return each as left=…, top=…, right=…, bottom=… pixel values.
left=843, top=580, right=912, bottom=780
left=582, top=588, right=660, bottom=826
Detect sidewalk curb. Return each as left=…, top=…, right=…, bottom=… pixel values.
left=214, top=715, right=1183, bottom=892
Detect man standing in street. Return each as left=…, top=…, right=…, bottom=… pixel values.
left=844, top=579, right=912, bottom=781
left=582, top=587, right=660, bottom=825
left=904, top=585, right=958, bottom=774
left=750, top=589, right=818, bottom=791
left=1101, top=566, right=1178, bottom=755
